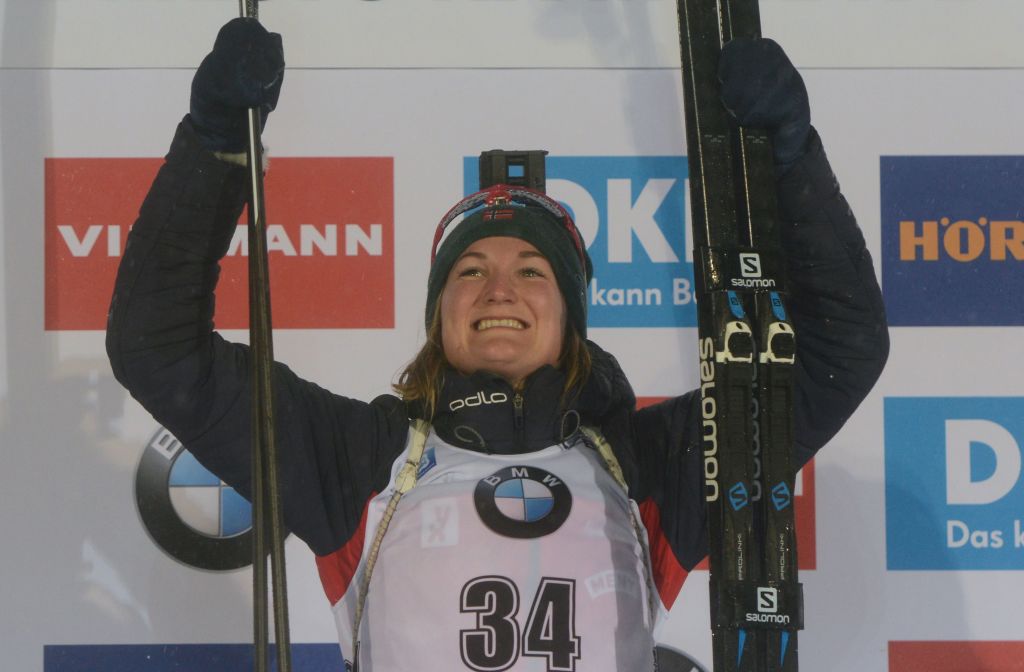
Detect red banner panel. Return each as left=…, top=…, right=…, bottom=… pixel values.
left=45, top=157, right=394, bottom=330
left=889, top=641, right=1024, bottom=671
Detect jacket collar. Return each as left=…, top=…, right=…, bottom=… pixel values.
left=426, top=340, right=636, bottom=455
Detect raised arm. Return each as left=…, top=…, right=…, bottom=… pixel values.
left=105, top=19, right=408, bottom=556
left=631, top=38, right=888, bottom=573
left=718, top=37, right=889, bottom=460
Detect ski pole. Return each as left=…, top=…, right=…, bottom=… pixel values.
left=238, top=1, right=292, bottom=671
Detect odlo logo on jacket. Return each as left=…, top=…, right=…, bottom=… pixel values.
left=450, top=391, right=509, bottom=412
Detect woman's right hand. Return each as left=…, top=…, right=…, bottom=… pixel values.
left=189, top=17, right=285, bottom=152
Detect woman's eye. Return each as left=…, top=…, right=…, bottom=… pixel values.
left=520, top=267, right=545, bottom=278
left=458, top=267, right=483, bottom=277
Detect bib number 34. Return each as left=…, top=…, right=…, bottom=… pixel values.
left=460, top=576, right=581, bottom=672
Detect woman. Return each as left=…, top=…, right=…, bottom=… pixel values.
left=107, top=18, right=888, bottom=672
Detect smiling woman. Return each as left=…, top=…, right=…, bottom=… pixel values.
left=395, top=186, right=597, bottom=419
left=105, top=17, right=889, bottom=672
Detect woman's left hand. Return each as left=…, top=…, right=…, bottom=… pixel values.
left=717, top=37, right=811, bottom=168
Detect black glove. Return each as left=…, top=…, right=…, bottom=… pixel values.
left=718, top=37, right=810, bottom=168
left=189, top=17, right=285, bottom=153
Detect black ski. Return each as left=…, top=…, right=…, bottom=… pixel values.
left=675, top=1, right=802, bottom=671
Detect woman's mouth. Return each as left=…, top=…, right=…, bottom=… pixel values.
left=475, top=318, right=526, bottom=331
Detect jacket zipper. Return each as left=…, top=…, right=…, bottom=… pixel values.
left=513, top=392, right=525, bottom=450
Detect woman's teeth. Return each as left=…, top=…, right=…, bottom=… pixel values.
left=476, top=319, right=525, bottom=331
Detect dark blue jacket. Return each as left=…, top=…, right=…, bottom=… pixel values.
left=106, top=119, right=888, bottom=591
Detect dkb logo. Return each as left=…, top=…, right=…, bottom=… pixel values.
left=885, top=397, right=1024, bottom=570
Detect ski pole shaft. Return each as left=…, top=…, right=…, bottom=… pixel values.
left=238, top=2, right=292, bottom=672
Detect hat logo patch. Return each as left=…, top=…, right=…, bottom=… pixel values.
left=483, top=209, right=516, bottom=221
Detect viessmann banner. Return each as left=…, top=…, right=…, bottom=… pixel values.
left=44, top=157, right=394, bottom=330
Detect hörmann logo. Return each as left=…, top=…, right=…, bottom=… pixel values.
left=44, top=157, right=394, bottom=330
left=881, top=156, right=1024, bottom=326
left=464, top=156, right=693, bottom=328
left=898, top=218, right=1023, bottom=262
left=886, top=397, right=1024, bottom=570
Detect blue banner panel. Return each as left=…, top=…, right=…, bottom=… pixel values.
left=464, top=156, right=694, bottom=328
left=885, top=397, right=1024, bottom=570
left=44, top=644, right=343, bottom=672
left=880, top=156, right=1024, bottom=326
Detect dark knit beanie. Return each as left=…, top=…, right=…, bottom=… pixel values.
left=426, top=186, right=593, bottom=337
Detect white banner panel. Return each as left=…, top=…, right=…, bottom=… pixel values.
left=3, top=61, right=1023, bottom=671
left=2, top=0, right=1024, bottom=69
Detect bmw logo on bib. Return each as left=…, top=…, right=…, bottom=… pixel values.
left=474, top=466, right=572, bottom=538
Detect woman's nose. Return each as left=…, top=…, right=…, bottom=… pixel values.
left=482, top=272, right=516, bottom=303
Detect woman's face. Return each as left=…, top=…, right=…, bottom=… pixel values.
left=440, top=236, right=566, bottom=386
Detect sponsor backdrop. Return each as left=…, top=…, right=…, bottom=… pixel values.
left=1, top=1, right=1022, bottom=670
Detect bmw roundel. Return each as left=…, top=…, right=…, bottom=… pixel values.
left=655, top=645, right=709, bottom=672
left=135, top=427, right=274, bottom=571
left=474, top=466, right=572, bottom=538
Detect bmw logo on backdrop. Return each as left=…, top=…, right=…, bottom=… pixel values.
left=654, top=645, right=709, bottom=672
left=136, top=427, right=272, bottom=570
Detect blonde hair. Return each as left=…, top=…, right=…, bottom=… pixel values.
left=394, top=302, right=592, bottom=420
